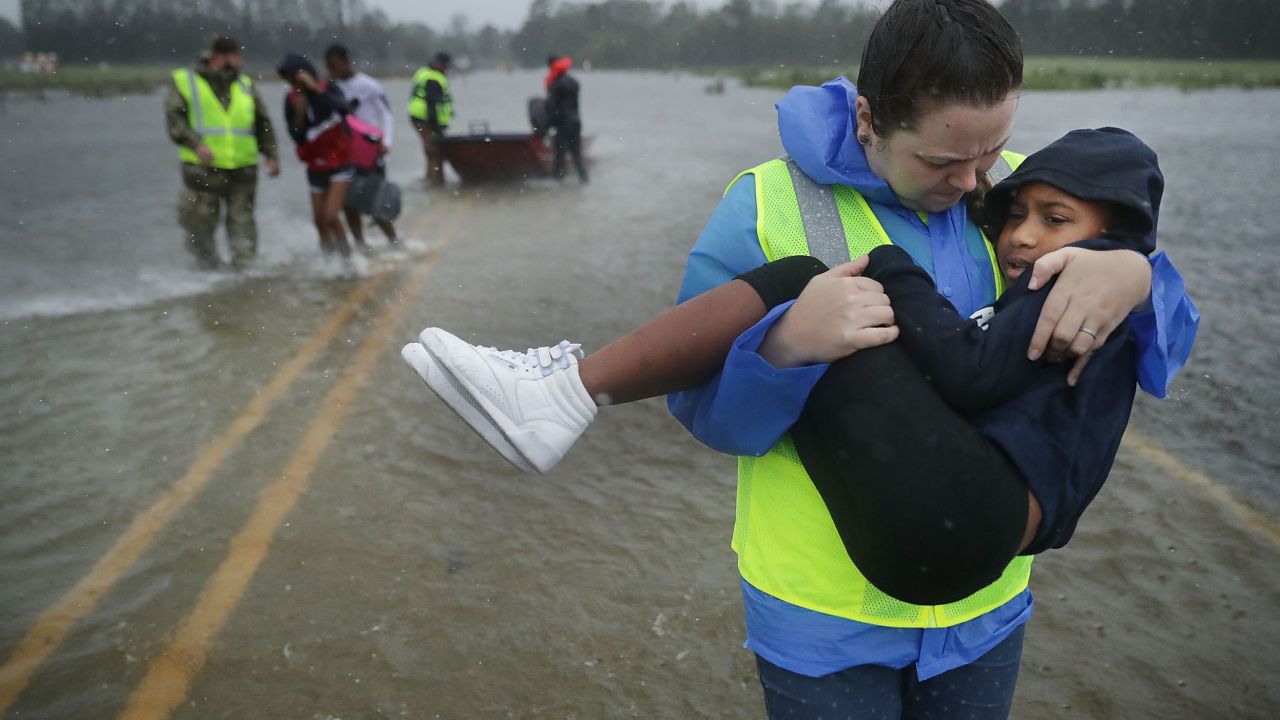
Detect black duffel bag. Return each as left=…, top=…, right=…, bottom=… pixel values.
left=345, top=172, right=401, bottom=222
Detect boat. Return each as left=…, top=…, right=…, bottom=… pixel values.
left=434, top=98, right=576, bottom=183
left=435, top=125, right=554, bottom=182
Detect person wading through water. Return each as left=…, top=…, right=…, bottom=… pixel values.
left=165, top=35, right=280, bottom=271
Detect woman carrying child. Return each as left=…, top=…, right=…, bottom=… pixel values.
left=402, top=1, right=1198, bottom=716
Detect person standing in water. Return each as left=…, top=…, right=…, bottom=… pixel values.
left=408, top=52, right=452, bottom=188
left=656, top=3, right=1188, bottom=713
left=545, top=55, right=588, bottom=183
left=165, top=35, right=279, bottom=271
left=277, top=53, right=354, bottom=259
left=324, top=43, right=398, bottom=251
left=404, top=1, right=1197, bottom=716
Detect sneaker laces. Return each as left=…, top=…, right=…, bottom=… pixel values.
left=487, top=340, right=584, bottom=377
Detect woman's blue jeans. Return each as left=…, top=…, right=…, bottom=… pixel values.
left=755, top=625, right=1025, bottom=720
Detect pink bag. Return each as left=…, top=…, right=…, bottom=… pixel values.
left=346, top=115, right=384, bottom=170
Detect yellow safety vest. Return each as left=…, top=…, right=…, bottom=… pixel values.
left=172, top=69, right=258, bottom=170
left=732, top=151, right=1032, bottom=628
left=408, top=67, right=452, bottom=126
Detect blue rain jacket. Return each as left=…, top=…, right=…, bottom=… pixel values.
left=667, top=80, right=1199, bottom=679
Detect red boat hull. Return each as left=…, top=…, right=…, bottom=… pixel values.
left=435, top=133, right=553, bottom=182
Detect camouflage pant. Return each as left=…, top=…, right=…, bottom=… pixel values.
left=412, top=120, right=446, bottom=187
left=178, top=163, right=259, bottom=269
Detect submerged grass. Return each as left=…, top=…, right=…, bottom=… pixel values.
left=7, top=57, right=1280, bottom=98
left=736, top=56, right=1280, bottom=92
left=0, top=65, right=176, bottom=96
left=1022, top=56, right=1280, bottom=90
left=0, top=64, right=426, bottom=97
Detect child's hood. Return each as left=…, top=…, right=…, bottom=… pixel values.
left=984, top=127, right=1164, bottom=255
left=276, top=52, right=317, bottom=81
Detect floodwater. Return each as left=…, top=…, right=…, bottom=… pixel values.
left=1, top=71, right=1278, bottom=719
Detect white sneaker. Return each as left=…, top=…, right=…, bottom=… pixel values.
left=401, top=342, right=535, bottom=472
left=401, top=328, right=598, bottom=474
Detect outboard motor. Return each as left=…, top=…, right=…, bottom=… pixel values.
left=528, top=97, right=549, bottom=136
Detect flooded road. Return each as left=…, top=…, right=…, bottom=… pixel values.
left=1, top=72, right=1279, bottom=718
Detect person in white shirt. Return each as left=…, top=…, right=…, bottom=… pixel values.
left=325, top=44, right=398, bottom=248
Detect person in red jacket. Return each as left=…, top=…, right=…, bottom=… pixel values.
left=277, top=52, right=353, bottom=258
left=544, top=54, right=587, bottom=183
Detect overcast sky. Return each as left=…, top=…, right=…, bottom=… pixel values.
left=368, top=0, right=544, bottom=29
left=1, top=0, right=847, bottom=31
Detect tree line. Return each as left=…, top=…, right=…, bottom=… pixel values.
left=512, top=0, right=877, bottom=69
left=1001, top=0, right=1278, bottom=60
left=4, top=0, right=1273, bottom=69
left=8, top=0, right=511, bottom=69
left=512, top=0, right=1274, bottom=66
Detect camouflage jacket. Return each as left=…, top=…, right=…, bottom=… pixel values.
left=164, top=66, right=278, bottom=162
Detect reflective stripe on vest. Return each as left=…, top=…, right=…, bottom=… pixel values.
left=408, top=67, right=452, bottom=126
left=173, top=69, right=258, bottom=169
left=987, top=153, right=1015, bottom=186
left=785, top=158, right=851, bottom=267
left=730, top=151, right=1030, bottom=628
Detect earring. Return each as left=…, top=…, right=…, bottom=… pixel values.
left=858, top=133, right=871, bottom=145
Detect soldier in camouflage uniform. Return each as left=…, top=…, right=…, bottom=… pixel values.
left=165, top=36, right=280, bottom=270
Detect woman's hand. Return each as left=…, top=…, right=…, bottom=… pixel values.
left=1026, top=247, right=1152, bottom=384
left=758, top=254, right=898, bottom=368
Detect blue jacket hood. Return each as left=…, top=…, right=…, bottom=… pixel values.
left=776, top=77, right=993, bottom=318
left=775, top=77, right=900, bottom=206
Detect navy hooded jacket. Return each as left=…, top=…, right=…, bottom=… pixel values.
left=861, top=127, right=1164, bottom=554
left=276, top=52, right=350, bottom=146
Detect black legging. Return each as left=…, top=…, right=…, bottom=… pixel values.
left=738, top=256, right=1028, bottom=606
left=552, top=121, right=588, bottom=182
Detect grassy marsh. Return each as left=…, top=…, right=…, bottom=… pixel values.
left=737, top=56, right=1280, bottom=92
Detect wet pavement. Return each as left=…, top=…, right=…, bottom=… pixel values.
left=1, top=72, right=1278, bottom=718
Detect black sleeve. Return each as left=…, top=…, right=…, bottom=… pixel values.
left=425, top=79, right=444, bottom=127
left=282, top=85, right=349, bottom=145
left=283, top=94, right=306, bottom=145
left=311, top=83, right=350, bottom=117
left=735, top=255, right=829, bottom=309
left=864, top=245, right=1063, bottom=413
left=544, top=86, right=560, bottom=125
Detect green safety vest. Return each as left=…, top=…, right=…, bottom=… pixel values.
left=732, top=151, right=1032, bottom=628
left=172, top=69, right=258, bottom=169
left=408, top=67, right=452, bottom=126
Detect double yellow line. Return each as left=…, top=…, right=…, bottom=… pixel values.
left=120, top=250, right=449, bottom=719
left=1123, top=429, right=1280, bottom=547
left=0, top=199, right=468, bottom=717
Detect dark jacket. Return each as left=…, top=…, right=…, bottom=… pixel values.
left=423, top=74, right=448, bottom=130
left=866, top=127, right=1164, bottom=554
left=276, top=53, right=352, bottom=170
left=546, top=73, right=581, bottom=129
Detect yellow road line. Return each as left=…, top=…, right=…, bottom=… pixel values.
left=1123, top=429, right=1280, bottom=549
left=0, top=194, right=451, bottom=714
left=117, top=199, right=471, bottom=720
left=0, top=273, right=390, bottom=715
